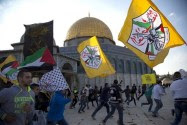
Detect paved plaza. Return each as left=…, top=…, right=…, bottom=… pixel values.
left=65, top=88, right=187, bottom=125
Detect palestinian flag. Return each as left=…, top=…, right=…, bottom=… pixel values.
left=20, top=47, right=56, bottom=68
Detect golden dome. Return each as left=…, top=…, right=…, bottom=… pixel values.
left=66, top=17, right=113, bottom=41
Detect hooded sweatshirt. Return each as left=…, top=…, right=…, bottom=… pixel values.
left=47, top=91, right=71, bottom=121
left=0, top=85, right=35, bottom=125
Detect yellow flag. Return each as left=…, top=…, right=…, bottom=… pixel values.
left=141, top=74, right=156, bottom=84
left=118, top=0, right=185, bottom=68
left=0, top=55, right=16, bottom=83
left=0, top=55, right=19, bottom=85
left=0, top=72, right=7, bottom=83
left=77, top=36, right=116, bottom=78
left=0, top=72, right=18, bottom=85
left=0, top=55, right=16, bottom=68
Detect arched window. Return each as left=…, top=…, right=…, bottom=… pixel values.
left=119, top=59, right=124, bottom=73
left=126, top=60, right=131, bottom=74
left=62, top=63, right=73, bottom=71
left=144, top=63, right=148, bottom=73
left=151, top=68, right=153, bottom=73
left=133, top=62, right=137, bottom=74
left=111, top=58, right=116, bottom=71
left=109, top=57, right=116, bottom=71
left=139, top=62, right=143, bottom=74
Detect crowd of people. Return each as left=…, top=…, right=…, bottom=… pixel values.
left=0, top=69, right=186, bottom=125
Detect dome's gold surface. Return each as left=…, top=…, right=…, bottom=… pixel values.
left=66, top=17, right=113, bottom=41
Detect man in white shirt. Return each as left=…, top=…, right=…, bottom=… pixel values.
left=152, top=80, right=165, bottom=117
left=84, top=84, right=91, bottom=109
left=170, top=72, right=187, bottom=125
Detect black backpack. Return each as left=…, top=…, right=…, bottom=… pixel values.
left=109, top=86, right=121, bottom=103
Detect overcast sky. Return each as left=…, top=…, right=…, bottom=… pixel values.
left=0, top=0, right=187, bottom=75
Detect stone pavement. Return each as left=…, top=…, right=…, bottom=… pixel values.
left=64, top=88, right=187, bottom=125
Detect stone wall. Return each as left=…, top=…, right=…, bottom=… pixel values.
left=61, top=41, right=153, bottom=90
left=76, top=72, right=144, bottom=91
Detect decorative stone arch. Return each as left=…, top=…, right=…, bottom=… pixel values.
left=133, top=61, right=138, bottom=84
left=60, top=60, right=75, bottom=72
left=61, top=62, right=76, bottom=89
left=119, top=59, right=124, bottom=73
left=139, top=62, right=143, bottom=74
left=109, top=57, right=116, bottom=71
left=144, top=63, right=148, bottom=74
left=125, top=60, right=132, bottom=85
left=133, top=62, right=137, bottom=74
left=126, top=60, right=131, bottom=74
left=113, top=58, right=117, bottom=71
left=62, top=63, right=73, bottom=71
left=151, top=68, right=154, bottom=73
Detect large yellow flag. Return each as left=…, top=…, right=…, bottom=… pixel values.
left=77, top=36, right=115, bottom=78
left=118, top=0, right=185, bottom=68
left=141, top=74, right=156, bottom=84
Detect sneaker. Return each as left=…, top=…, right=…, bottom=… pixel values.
left=152, top=113, right=158, bottom=117
left=109, top=115, right=114, bottom=119
left=78, top=111, right=81, bottom=113
left=102, top=120, right=106, bottom=125
left=91, top=116, right=96, bottom=120
left=171, top=109, right=175, bottom=116
left=117, top=120, right=125, bottom=125
left=170, top=122, right=175, bottom=125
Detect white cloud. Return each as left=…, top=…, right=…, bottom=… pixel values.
left=0, top=0, right=129, bottom=50
left=168, top=12, right=175, bottom=17
left=153, top=46, right=187, bottom=75
left=0, top=0, right=187, bottom=75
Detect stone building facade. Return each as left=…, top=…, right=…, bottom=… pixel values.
left=0, top=16, right=153, bottom=90
left=61, top=17, right=153, bottom=89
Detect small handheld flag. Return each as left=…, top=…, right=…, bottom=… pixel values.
left=141, top=74, right=156, bottom=84
left=77, top=36, right=115, bottom=78
left=38, top=67, right=69, bottom=92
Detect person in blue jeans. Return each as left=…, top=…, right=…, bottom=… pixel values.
left=171, top=101, right=187, bottom=125
left=47, top=89, right=72, bottom=125
left=91, top=83, right=110, bottom=120
left=102, top=80, right=124, bottom=125
left=170, top=71, right=187, bottom=125
left=78, top=88, right=87, bottom=113
left=152, top=80, right=165, bottom=117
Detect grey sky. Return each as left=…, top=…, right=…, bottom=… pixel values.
left=0, top=0, right=186, bottom=75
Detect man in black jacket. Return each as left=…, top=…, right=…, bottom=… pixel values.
left=91, top=83, right=110, bottom=120
left=102, top=80, right=124, bottom=125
